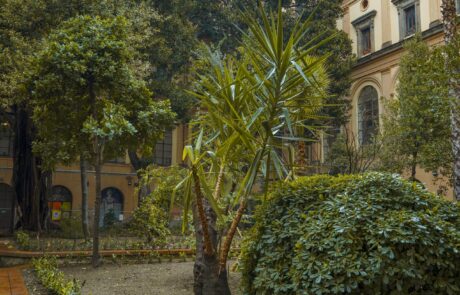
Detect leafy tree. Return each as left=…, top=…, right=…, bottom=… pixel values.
left=175, top=5, right=331, bottom=293
left=0, top=0, right=196, bottom=231
left=0, top=0, right=71, bottom=231
left=31, top=15, right=175, bottom=267
left=380, top=36, right=451, bottom=181
left=441, top=0, right=460, bottom=200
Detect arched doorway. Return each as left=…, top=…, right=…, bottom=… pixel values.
left=0, top=183, right=14, bottom=234
left=100, top=187, right=124, bottom=227
left=49, top=186, right=72, bottom=223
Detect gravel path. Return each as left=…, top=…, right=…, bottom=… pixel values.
left=61, top=262, right=241, bottom=295
left=23, top=268, right=48, bottom=295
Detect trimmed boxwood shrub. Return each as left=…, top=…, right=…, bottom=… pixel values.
left=241, top=173, right=460, bottom=294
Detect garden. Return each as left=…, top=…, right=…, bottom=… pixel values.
left=0, top=1, right=459, bottom=295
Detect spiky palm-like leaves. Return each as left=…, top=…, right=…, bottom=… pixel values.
left=174, top=4, right=331, bottom=292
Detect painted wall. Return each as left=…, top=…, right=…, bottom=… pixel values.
left=339, top=0, right=453, bottom=199
left=0, top=124, right=188, bottom=228
left=343, top=0, right=442, bottom=56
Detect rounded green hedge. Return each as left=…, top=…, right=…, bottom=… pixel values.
left=241, top=173, right=460, bottom=295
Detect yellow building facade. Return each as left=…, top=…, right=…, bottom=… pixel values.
left=0, top=125, right=188, bottom=234
left=336, top=0, right=458, bottom=198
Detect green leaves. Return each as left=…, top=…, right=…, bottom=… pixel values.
left=380, top=35, right=452, bottom=179
left=241, top=173, right=460, bottom=294
left=33, top=256, right=82, bottom=295
left=31, top=14, right=175, bottom=168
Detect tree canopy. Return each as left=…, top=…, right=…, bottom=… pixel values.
left=32, top=14, right=175, bottom=168
left=380, top=36, right=452, bottom=181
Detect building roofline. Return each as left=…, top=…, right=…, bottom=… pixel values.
left=353, top=23, right=443, bottom=69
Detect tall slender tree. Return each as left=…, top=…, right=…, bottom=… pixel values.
left=32, top=15, right=175, bottom=266
left=380, top=36, right=451, bottom=182
left=441, top=0, right=460, bottom=200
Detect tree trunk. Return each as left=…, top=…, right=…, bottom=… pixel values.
left=410, top=152, right=417, bottom=181
left=192, top=202, right=205, bottom=294
left=12, top=104, right=49, bottom=231
left=219, top=201, right=246, bottom=273
left=89, top=76, right=102, bottom=267
left=92, top=145, right=102, bottom=267
left=80, top=157, right=90, bottom=240
left=128, top=150, right=150, bottom=203
left=192, top=201, right=231, bottom=295
left=190, top=164, right=231, bottom=295
left=441, top=0, right=460, bottom=200
left=296, top=141, right=307, bottom=175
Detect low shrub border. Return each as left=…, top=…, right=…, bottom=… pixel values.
left=32, top=256, right=82, bottom=295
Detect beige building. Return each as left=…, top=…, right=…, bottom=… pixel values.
left=331, top=0, right=458, bottom=198
left=0, top=125, right=188, bottom=234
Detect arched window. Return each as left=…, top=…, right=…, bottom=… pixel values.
left=100, top=187, right=124, bottom=227
left=49, top=186, right=72, bottom=222
left=358, top=85, right=379, bottom=144
left=0, top=183, right=14, bottom=234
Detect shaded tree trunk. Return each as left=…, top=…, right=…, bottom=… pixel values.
left=441, top=0, right=460, bottom=200
left=89, top=78, right=102, bottom=267
left=296, top=141, right=307, bottom=176
left=92, top=145, right=102, bottom=267
left=128, top=150, right=150, bottom=203
left=410, top=152, right=417, bottom=181
left=80, top=157, right=90, bottom=240
left=192, top=200, right=231, bottom=295
left=12, top=104, right=49, bottom=231
left=191, top=165, right=231, bottom=295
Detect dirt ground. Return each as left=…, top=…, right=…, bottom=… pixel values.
left=23, top=268, right=49, bottom=295
left=25, top=261, right=242, bottom=295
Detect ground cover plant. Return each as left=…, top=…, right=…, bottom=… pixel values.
left=32, top=256, right=82, bottom=295
left=241, top=173, right=460, bottom=294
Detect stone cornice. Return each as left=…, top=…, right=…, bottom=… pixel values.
left=354, top=23, right=443, bottom=68
left=351, top=10, right=377, bottom=27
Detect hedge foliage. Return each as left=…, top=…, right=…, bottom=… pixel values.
left=241, top=173, right=460, bottom=294
left=33, top=256, right=81, bottom=295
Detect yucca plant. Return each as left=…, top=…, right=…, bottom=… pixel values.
left=174, top=3, right=332, bottom=294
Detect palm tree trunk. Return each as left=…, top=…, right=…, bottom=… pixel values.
left=219, top=200, right=246, bottom=273
left=191, top=166, right=214, bottom=255
left=80, top=157, right=90, bottom=240
left=191, top=166, right=231, bottom=295
left=441, top=0, right=460, bottom=200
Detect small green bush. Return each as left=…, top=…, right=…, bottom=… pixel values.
left=131, top=197, right=170, bottom=243
left=14, top=230, right=30, bottom=250
left=241, top=173, right=460, bottom=295
left=59, top=215, right=84, bottom=239
left=130, top=165, right=186, bottom=243
left=32, top=256, right=81, bottom=295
